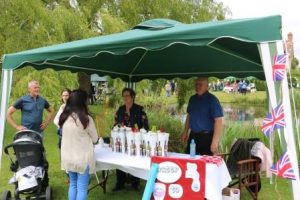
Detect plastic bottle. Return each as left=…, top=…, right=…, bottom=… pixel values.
left=190, top=139, right=196, bottom=158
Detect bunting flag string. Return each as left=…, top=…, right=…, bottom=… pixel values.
left=262, top=103, right=286, bottom=137
left=270, top=151, right=296, bottom=180
left=272, top=54, right=286, bottom=81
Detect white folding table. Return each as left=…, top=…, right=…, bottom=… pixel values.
left=95, top=146, right=231, bottom=200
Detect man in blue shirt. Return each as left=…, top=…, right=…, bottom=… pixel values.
left=181, top=77, right=223, bottom=155
left=7, top=80, right=54, bottom=133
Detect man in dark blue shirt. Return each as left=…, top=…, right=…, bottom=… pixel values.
left=181, top=77, right=223, bottom=155
left=7, top=80, right=54, bottom=133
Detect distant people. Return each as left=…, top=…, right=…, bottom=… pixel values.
left=220, top=80, right=224, bottom=91
left=216, top=80, right=221, bottom=91
left=238, top=81, right=243, bottom=93
left=7, top=80, right=54, bottom=134
left=171, top=80, right=176, bottom=95
left=113, top=88, right=149, bottom=191
left=212, top=82, right=217, bottom=91
left=233, top=81, right=238, bottom=94
left=240, top=80, right=247, bottom=95
left=165, top=81, right=171, bottom=97
left=89, top=83, right=96, bottom=105
left=59, top=90, right=99, bottom=200
left=53, top=88, right=71, bottom=148
left=181, top=77, right=223, bottom=156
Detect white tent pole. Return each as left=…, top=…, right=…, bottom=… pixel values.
left=0, top=69, right=13, bottom=168
left=258, top=42, right=280, bottom=185
left=276, top=41, right=300, bottom=199
left=288, top=70, right=300, bottom=150
left=286, top=53, right=300, bottom=150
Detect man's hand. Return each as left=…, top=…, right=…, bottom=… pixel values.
left=41, top=106, right=54, bottom=131
left=16, top=125, right=27, bottom=132
left=210, top=141, right=219, bottom=155
left=40, top=121, right=49, bottom=131
left=211, top=117, right=222, bottom=155
left=181, top=132, right=188, bottom=143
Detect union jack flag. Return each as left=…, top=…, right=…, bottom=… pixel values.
left=261, top=103, right=285, bottom=137
left=273, top=54, right=286, bottom=81
left=270, top=151, right=296, bottom=180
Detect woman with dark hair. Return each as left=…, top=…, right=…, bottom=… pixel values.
left=54, top=88, right=71, bottom=148
left=59, top=89, right=99, bottom=200
left=113, top=88, right=149, bottom=191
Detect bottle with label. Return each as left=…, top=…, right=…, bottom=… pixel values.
left=146, top=141, right=151, bottom=157
left=115, top=138, right=119, bottom=152
left=142, top=140, right=146, bottom=156
left=164, top=141, right=168, bottom=156
left=190, top=139, right=196, bottom=158
left=119, top=137, right=122, bottom=153
left=130, top=140, right=136, bottom=156
left=111, top=137, right=114, bottom=152
left=140, top=142, right=144, bottom=156
left=133, top=141, right=136, bottom=156
left=125, top=138, right=128, bottom=154
left=157, top=141, right=162, bottom=156
left=134, top=123, right=139, bottom=132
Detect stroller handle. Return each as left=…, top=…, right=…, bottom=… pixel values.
left=4, top=144, right=14, bottom=155
left=4, top=130, right=43, bottom=155
left=14, top=130, right=43, bottom=143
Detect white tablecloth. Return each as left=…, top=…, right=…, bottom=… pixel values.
left=95, top=146, right=231, bottom=200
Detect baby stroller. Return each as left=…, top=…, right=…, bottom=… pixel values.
left=1, top=130, right=52, bottom=200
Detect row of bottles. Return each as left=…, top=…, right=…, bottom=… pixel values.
left=110, top=125, right=169, bottom=157
left=111, top=137, right=168, bottom=157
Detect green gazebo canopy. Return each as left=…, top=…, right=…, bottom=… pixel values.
left=2, top=15, right=282, bottom=81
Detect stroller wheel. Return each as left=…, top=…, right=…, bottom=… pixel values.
left=1, top=190, right=11, bottom=200
left=45, top=186, right=52, bottom=200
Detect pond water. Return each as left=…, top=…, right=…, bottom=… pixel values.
left=174, top=103, right=267, bottom=125
left=222, top=103, right=267, bottom=122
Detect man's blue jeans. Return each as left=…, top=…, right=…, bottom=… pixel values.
left=68, top=167, right=90, bottom=200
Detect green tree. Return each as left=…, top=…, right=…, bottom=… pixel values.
left=0, top=0, right=229, bottom=109
left=291, top=57, right=299, bottom=69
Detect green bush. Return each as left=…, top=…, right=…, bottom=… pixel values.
left=220, top=121, right=282, bottom=159
left=254, top=80, right=267, bottom=91
left=147, top=110, right=185, bottom=152
left=107, top=92, right=122, bottom=109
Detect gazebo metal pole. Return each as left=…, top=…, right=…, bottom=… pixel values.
left=0, top=68, right=13, bottom=168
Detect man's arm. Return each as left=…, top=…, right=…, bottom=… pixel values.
left=211, top=117, right=223, bottom=155
left=7, top=106, right=27, bottom=131
left=40, top=106, right=54, bottom=130
left=181, top=114, right=190, bottom=143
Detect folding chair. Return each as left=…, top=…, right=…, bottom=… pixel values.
left=219, top=138, right=261, bottom=200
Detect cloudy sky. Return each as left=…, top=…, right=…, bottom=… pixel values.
left=218, top=0, right=299, bottom=58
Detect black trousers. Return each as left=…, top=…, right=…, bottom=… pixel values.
left=185, top=131, right=213, bottom=156
left=116, top=169, right=140, bottom=188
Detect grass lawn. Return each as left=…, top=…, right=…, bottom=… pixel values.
left=211, top=91, right=267, bottom=105
left=0, top=106, right=293, bottom=200
left=159, top=91, right=267, bottom=109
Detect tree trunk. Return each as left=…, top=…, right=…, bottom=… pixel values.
left=77, top=72, right=91, bottom=93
